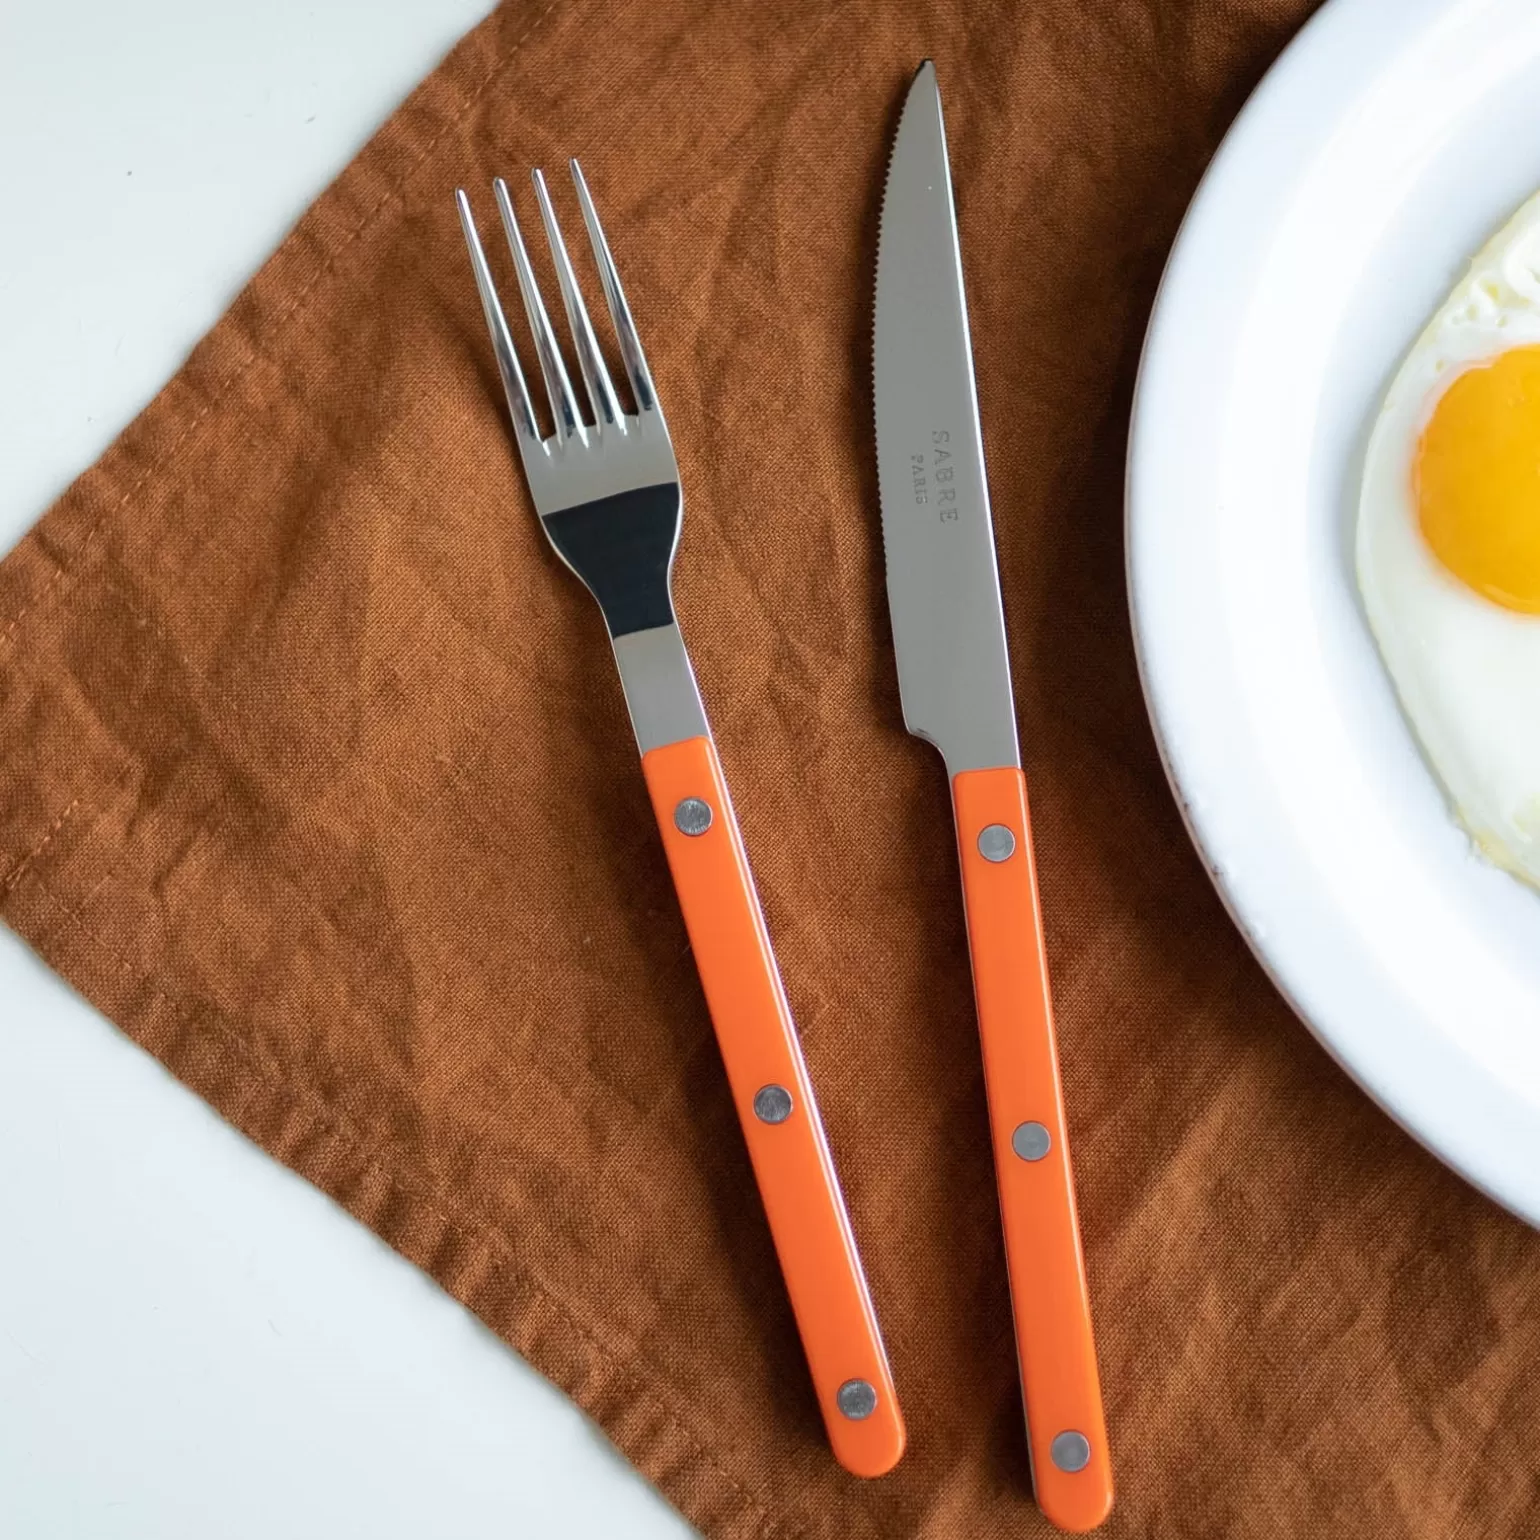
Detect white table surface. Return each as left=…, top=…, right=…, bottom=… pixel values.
left=0, top=3, right=696, bottom=1534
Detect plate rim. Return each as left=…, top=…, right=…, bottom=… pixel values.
left=1124, top=0, right=1540, bottom=1225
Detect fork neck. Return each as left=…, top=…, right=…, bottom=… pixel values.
left=612, top=622, right=710, bottom=755
left=542, top=481, right=680, bottom=637
left=538, top=478, right=704, bottom=753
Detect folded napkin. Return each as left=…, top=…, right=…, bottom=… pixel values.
left=7, top=0, right=1540, bottom=1534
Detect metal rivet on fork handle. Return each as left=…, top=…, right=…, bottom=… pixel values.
left=1012, top=1121, right=1051, bottom=1162
left=753, top=1085, right=793, bottom=1124
left=837, top=1379, right=878, bottom=1421
left=674, top=796, right=712, bottom=836
left=1050, top=1430, right=1092, bottom=1473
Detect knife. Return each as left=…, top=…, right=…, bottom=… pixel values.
left=873, top=61, right=1112, bottom=1532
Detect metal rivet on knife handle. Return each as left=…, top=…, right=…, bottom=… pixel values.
left=753, top=1084, right=793, bottom=1124
left=1012, top=1121, right=1051, bottom=1162
left=674, top=796, right=713, bottom=836
left=978, top=823, right=1016, bottom=862
left=837, top=1379, right=878, bottom=1421
left=1050, top=1431, right=1092, bottom=1474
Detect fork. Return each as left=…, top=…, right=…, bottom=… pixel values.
left=455, top=163, right=905, bottom=1478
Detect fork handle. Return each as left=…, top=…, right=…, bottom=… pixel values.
left=641, top=734, right=905, bottom=1478
left=953, top=767, right=1111, bottom=1532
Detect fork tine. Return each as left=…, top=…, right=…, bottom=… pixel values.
left=493, top=176, right=585, bottom=444
left=569, top=159, right=657, bottom=415
left=532, top=169, right=623, bottom=434
left=455, top=189, right=541, bottom=449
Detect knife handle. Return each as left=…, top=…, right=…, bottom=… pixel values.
left=641, top=733, right=905, bottom=1478
left=953, top=767, right=1112, bottom=1532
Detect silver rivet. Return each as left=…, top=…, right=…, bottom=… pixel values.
left=1012, top=1121, right=1051, bottom=1161
left=753, top=1084, right=793, bottom=1124
left=674, top=797, right=713, bottom=837
left=978, top=823, right=1016, bottom=862
left=836, top=1379, right=877, bottom=1421
left=1050, top=1430, right=1092, bottom=1473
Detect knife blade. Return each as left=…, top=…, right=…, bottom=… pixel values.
left=873, top=60, right=1113, bottom=1533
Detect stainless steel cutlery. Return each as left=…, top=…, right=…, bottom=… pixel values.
left=874, top=61, right=1111, bottom=1530
left=456, top=162, right=905, bottom=1479
left=455, top=71, right=1109, bottom=1521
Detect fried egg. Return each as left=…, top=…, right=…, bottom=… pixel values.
left=1358, top=189, right=1540, bottom=890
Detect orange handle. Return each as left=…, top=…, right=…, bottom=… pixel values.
left=641, top=734, right=905, bottom=1478
left=953, top=766, right=1112, bottom=1532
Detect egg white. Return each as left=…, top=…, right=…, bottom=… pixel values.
left=1357, top=188, right=1540, bottom=890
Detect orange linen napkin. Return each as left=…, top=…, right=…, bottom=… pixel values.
left=6, top=1, right=1540, bottom=1535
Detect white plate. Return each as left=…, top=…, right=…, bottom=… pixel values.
left=1127, top=0, right=1540, bottom=1224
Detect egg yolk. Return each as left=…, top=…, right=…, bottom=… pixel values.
left=1417, top=343, right=1540, bottom=613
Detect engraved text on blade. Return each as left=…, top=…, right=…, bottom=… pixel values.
left=905, top=429, right=960, bottom=524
